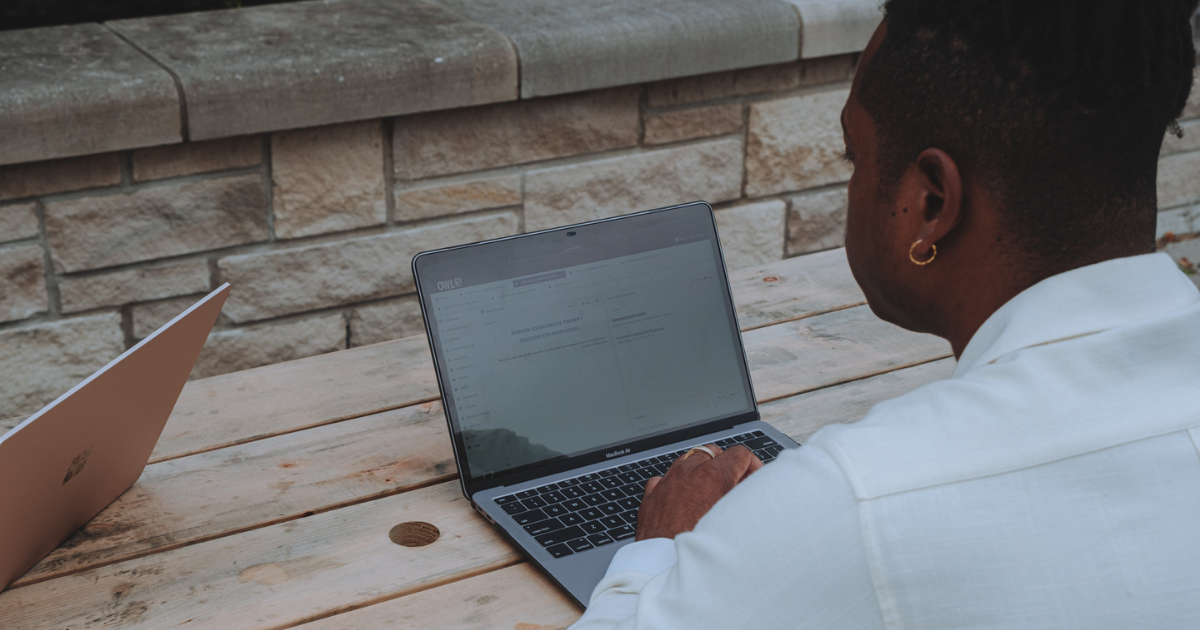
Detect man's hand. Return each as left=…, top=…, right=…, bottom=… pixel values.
left=635, top=444, right=763, bottom=541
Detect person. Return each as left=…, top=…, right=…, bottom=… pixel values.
left=570, top=1, right=1200, bottom=627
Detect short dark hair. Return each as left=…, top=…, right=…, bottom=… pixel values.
left=859, top=0, right=1199, bottom=263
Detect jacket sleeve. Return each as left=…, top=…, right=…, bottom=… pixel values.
left=570, top=444, right=887, bottom=630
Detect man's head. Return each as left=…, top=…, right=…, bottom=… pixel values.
left=841, top=0, right=1198, bottom=351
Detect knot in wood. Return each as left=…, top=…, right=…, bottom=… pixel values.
left=763, top=276, right=779, bottom=282
left=389, top=521, right=440, bottom=547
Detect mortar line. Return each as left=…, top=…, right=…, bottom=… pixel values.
left=103, top=23, right=191, bottom=142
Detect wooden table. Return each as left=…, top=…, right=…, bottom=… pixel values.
left=0, top=248, right=952, bottom=629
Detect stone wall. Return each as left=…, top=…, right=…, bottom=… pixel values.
left=1, top=1, right=1198, bottom=419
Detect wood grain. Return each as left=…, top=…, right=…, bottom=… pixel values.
left=150, top=249, right=865, bottom=464
left=295, top=563, right=581, bottom=630
left=744, top=305, right=951, bottom=403
left=12, top=401, right=457, bottom=588
left=13, top=308, right=946, bottom=590
left=729, top=248, right=865, bottom=331
left=151, top=334, right=438, bottom=464
left=762, top=358, right=956, bottom=443
left=0, top=482, right=522, bottom=630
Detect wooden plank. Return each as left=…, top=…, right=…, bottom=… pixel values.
left=744, top=305, right=951, bottom=403
left=762, top=358, right=956, bottom=443
left=14, top=305, right=949, bottom=587
left=152, top=334, right=438, bottom=463
left=729, top=248, right=864, bottom=331
left=295, top=563, right=581, bottom=630
left=152, top=250, right=865, bottom=463
left=0, top=482, right=522, bottom=630
left=11, top=401, right=457, bottom=588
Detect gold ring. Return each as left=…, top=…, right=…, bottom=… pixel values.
left=684, top=445, right=717, bottom=460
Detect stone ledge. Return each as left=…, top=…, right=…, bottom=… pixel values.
left=0, top=24, right=180, bottom=166
left=0, top=0, right=883, bottom=166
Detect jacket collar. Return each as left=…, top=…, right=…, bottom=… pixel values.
left=954, top=253, right=1200, bottom=377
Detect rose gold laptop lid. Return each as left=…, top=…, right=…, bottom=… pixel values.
left=0, top=283, right=229, bottom=591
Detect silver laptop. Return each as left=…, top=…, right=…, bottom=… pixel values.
left=412, top=202, right=797, bottom=605
left=0, top=284, right=229, bottom=591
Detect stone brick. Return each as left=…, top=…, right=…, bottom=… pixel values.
left=58, top=260, right=211, bottom=314
left=788, top=187, right=849, bottom=255
left=713, top=200, right=787, bottom=271
left=0, top=312, right=125, bottom=418
left=132, top=136, right=262, bottom=182
left=45, top=174, right=268, bottom=273
left=1157, top=150, right=1200, bottom=209
left=644, top=103, right=744, bottom=146
left=524, top=138, right=744, bottom=232
left=0, top=203, right=39, bottom=243
left=746, top=87, right=852, bottom=197
left=0, top=154, right=121, bottom=201
left=218, top=211, right=519, bottom=323
left=1157, top=204, right=1200, bottom=239
left=0, top=244, right=48, bottom=323
left=395, top=174, right=522, bottom=222
left=1162, top=119, right=1200, bottom=155
left=394, top=87, right=639, bottom=180
left=191, top=313, right=347, bottom=380
left=645, top=55, right=856, bottom=107
left=132, top=294, right=207, bottom=339
left=1182, top=66, right=1200, bottom=120
left=271, top=120, right=386, bottom=239
left=349, top=295, right=426, bottom=347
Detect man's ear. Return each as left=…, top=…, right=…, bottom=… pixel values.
left=912, top=148, right=963, bottom=251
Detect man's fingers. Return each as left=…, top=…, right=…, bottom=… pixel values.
left=713, top=444, right=764, bottom=483
left=644, top=476, right=661, bottom=497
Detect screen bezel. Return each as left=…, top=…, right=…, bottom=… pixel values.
left=412, top=201, right=760, bottom=497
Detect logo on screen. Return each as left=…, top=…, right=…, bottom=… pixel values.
left=436, top=278, right=462, bottom=291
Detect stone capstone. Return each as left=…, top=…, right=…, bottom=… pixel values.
left=788, top=187, right=848, bottom=255
left=0, top=243, right=48, bottom=323
left=0, top=203, right=40, bottom=243
left=133, top=135, right=263, bottom=182
left=394, top=87, right=639, bottom=180
left=0, top=312, right=125, bottom=418
left=0, top=154, right=121, bottom=201
left=58, top=260, right=211, bottom=314
left=432, top=0, right=800, bottom=98
left=272, top=120, right=386, bottom=239
left=746, top=86, right=853, bottom=197
left=190, top=313, right=348, bottom=380
left=395, top=175, right=522, bottom=222
left=218, top=211, right=519, bottom=323
left=782, top=0, right=882, bottom=59
left=523, top=137, right=744, bottom=232
left=349, top=295, right=426, bottom=347
left=44, top=174, right=269, bottom=273
left=713, top=200, right=787, bottom=271
left=645, top=55, right=856, bottom=108
left=0, top=24, right=180, bottom=166
left=109, top=0, right=518, bottom=141
left=643, top=103, right=744, bottom=146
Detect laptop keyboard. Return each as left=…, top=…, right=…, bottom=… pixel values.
left=494, top=431, right=785, bottom=559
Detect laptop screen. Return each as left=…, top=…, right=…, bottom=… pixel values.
left=414, top=203, right=755, bottom=482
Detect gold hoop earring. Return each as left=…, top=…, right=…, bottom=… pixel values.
left=909, top=240, right=936, bottom=266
